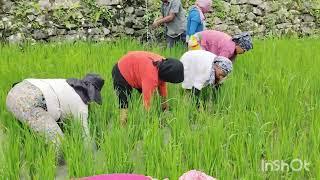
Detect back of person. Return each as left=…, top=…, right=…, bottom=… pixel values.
left=181, top=50, right=216, bottom=90
left=199, top=30, right=232, bottom=49
left=195, top=30, right=236, bottom=60
left=25, top=79, right=88, bottom=120
left=186, top=6, right=204, bottom=37
left=190, top=30, right=253, bottom=62
left=6, top=73, right=104, bottom=153
left=113, top=51, right=184, bottom=125
left=118, top=51, right=164, bottom=89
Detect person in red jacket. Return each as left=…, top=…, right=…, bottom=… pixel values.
left=112, top=51, right=184, bottom=126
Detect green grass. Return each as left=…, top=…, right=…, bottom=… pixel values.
left=0, top=38, right=319, bottom=179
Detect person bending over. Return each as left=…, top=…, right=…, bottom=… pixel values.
left=180, top=50, right=232, bottom=106
left=112, top=51, right=184, bottom=126
left=188, top=30, right=253, bottom=62
left=6, top=73, right=105, bottom=155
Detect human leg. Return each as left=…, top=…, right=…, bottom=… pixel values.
left=112, top=64, right=133, bottom=126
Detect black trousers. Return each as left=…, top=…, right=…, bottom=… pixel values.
left=166, top=32, right=186, bottom=48
left=191, top=87, right=201, bottom=108
left=112, top=63, right=132, bottom=109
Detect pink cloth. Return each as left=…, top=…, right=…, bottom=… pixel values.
left=179, top=170, right=216, bottom=180
left=78, top=174, right=151, bottom=180
left=195, top=5, right=205, bottom=23
left=198, top=30, right=237, bottom=61
left=196, top=0, right=212, bottom=13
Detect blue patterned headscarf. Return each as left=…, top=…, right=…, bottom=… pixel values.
left=214, top=56, right=233, bottom=75
left=207, top=56, right=232, bottom=86
left=232, top=32, right=253, bottom=51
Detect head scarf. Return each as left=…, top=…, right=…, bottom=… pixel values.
left=196, top=0, right=212, bottom=13
left=154, top=58, right=184, bottom=83
left=214, top=56, right=233, bottom=75
left=192, top=0, right=212, bottom=25
left=232, top=32, right=253, bottom=51
left=67, top=73, right=105, bottom=105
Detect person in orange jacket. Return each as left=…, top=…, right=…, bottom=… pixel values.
left=112, top=51, right=184, bottom=126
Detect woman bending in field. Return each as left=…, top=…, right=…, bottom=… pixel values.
left=112, top=51, right=184, bottom=126
left=180, top=50, right=232, bottom=106
left=6, top=74, right=104, bottom=151
left=188, top=30, right=253, bottom=62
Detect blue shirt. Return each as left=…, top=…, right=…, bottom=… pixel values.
left=186, top=6, right=204, bottom=36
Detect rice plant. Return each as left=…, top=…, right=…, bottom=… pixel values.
left=0, top=38, right=319, bottom=179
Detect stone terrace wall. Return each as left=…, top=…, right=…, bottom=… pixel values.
left=0, top=0, right=319, bottom=43
left=0, top=0, right=149, bottom=43
left=206, top=0, right=320, bottom=38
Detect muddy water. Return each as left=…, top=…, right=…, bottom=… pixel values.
left=55, top=165, right=68, bottom=180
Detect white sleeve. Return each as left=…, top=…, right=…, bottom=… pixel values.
left=77, top=108, right=90, bottom=140
left=78, top=108, right=97, bottom=151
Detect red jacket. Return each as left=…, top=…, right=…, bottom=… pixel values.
left=118, top=51, right=167, bottom=109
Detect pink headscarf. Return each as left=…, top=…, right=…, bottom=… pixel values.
left=194, top=0, right=212, bottom=23
left=179, top=170, right=216, bottom=180
left=196, top=0, right=212, bottom=13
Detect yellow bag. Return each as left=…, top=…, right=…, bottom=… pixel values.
left=188, top=35, right=201, bottom=50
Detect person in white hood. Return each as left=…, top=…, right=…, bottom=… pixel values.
left=6, top=73, right=104, bottom=150
left=180, top=50, right=233, bottom=106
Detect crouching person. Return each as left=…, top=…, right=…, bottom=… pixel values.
left=6, top=74, right=104, bottom=154
left=112, top=51, right=184, bottom=126
left=188, top=30, right=253, bottom=62
left=180, top=50, right=232, bottom=106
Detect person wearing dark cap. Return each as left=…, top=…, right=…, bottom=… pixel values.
left=6, top=73, right=105, bottom=150
left=188, top=30, right=253, bottom=62
left=112, top=51, right=184, bottom=126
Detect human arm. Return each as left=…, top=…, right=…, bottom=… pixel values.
left=152, top=0, right=181, bottom=28
left=141, top=79, right=158, bottom=110
left=77, top=109, right=96, bottom=150
left=158, top=81, right=169, bottom=111
left=152, top=12, right=176, bottom=28
left=77, top=110, right=90, bottom=139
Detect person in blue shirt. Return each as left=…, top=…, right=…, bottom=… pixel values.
left=186, top=0, right=212, bottom=40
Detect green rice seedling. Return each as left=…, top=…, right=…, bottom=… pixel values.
left=0, top=38, right=319, bottom=179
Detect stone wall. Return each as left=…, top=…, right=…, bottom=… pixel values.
left=0, top=0, right=319, bottom=43
left=0, top=0, right=149, bottom=43
left=207, top=0, right=320, bottom=38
